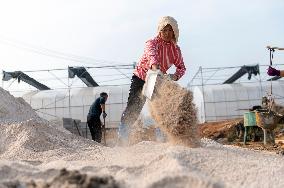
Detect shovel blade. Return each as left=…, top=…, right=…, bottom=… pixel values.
left=142, top=71, right=159, bottom=100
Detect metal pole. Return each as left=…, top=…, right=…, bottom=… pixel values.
left=200, top=66, right=207, bottom=122
left=68, top=66, right=71, bottom=118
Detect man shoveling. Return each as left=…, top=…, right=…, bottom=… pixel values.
left=87, top=92, right=108, bottom=144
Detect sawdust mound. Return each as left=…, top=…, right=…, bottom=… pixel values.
left=0, top=87, right=99, bottom=160
left=0, top=120, right=97, bottom=157
left=0, top=88, right=39, bottom=124
left=148, top=77, right=200, bottom=147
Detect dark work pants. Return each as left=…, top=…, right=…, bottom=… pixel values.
left=87, top=116, right=102, bottom=143
left=121, top=75, right=146, bottom=126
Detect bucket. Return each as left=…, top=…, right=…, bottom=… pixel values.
left=243, top=112, right=256, bottom=127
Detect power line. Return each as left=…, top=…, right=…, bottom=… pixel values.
left=0, top=36, right=136, bottom=82
left=0, top=36, right=131, bottom=66
left=14, top=64, right=133, bottom=73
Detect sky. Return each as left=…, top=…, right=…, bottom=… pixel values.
left=0, top=0, right=284, bottom=92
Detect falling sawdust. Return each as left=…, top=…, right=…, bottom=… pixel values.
left=128, top=116, right=156, bottom=145
left=148, top=76, right=200, bottom=147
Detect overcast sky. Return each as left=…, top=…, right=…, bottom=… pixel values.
left=0, top=0, right=284, bottom=90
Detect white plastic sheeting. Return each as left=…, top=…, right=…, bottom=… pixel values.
left=22, top=85, right=130, bottom=128
left=20, top=80, right=284, bottom=126
left=192, top=80, right=284, bottom=123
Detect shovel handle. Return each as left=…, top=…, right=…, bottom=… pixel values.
left=103, top=117, right=106, bottom=146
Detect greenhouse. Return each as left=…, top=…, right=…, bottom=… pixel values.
left=22, top=85, right=131, bottom=128
left=192, top=80, right=284, bottom=123
left=4, top=64, right=284, bottom=126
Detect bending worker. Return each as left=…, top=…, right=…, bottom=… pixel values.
left=120, top=16, right=186, bottom=129
left=87, top=92, right=108, bottom=143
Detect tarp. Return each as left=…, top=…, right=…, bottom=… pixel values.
left=223, top=65, right=259, bottom=84
left=68, top=67, right=99, bottom=87
left=2, top=71, right=50, bottom=90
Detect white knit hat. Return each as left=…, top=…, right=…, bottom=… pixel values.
left=157, top=16, right=179, bottom=42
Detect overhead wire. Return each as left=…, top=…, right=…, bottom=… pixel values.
left=0, top=36, right=128, bottom=66
left=0, top=36, right=134, bottom=112
left=0, top=36, right=134, bottom=81
left=0, top=36, right=135, bottom=89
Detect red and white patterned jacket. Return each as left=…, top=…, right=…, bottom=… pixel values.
left=134, top=36, right=186, bottom=81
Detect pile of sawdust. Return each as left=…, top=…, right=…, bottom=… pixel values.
left=0, top=88, right=39, bottom=124
left=0, top=87, right=100, bottom=161
left=148, top=76, right=200, bottom=147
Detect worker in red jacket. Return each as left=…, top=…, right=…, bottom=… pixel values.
left=119, top=16, right=187, bottom=133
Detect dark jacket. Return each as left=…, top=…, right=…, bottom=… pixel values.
left=87, top=97, right=106, bottom=118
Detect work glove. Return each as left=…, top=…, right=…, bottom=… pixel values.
left=147, top=69, right=163, bottom=76
left=102, top=111, right=107, bottom=118
left=267, top=66, right=280, bottom=76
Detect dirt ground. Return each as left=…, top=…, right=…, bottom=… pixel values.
left=198, top=118, right=284, bottom=155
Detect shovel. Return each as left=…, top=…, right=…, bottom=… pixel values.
left=142, top=70, right=162, bottom=100
left=103, top=117, right=106, bottom=146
